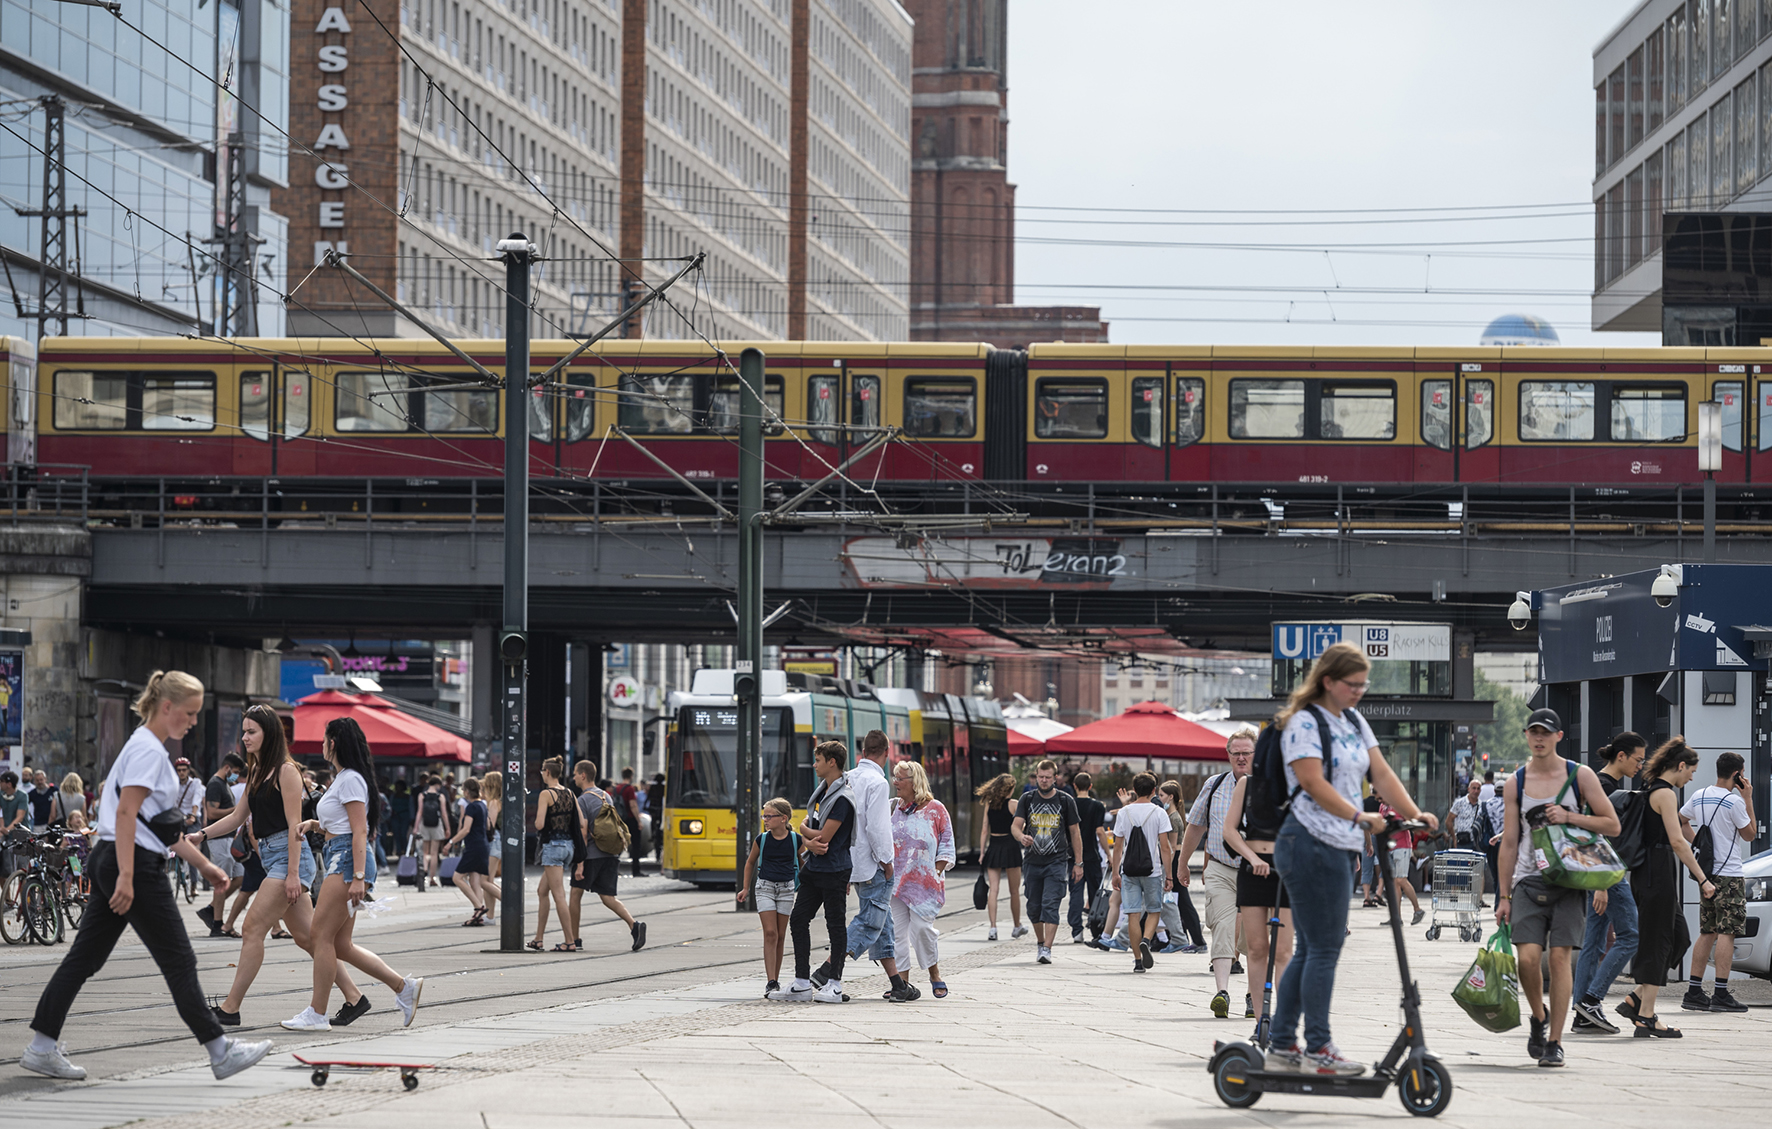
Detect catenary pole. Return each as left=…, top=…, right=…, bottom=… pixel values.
left=497, top=233, right=533, bottom=952
left=734, top=347, right=765, bottom=912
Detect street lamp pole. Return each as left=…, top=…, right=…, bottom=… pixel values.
left=1699, top=400, right=1721, bottom=564
left=497, top=233, right=534, bottom=952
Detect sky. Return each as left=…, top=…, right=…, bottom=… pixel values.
left=1007, top=1, right=1653, bottom=348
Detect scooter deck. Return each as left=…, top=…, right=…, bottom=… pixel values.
left=1218, top=1065, right=1390, bottom=1099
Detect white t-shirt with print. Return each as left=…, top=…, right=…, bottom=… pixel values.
left=315, top=768, right=370, bottom=835
left=1680, top=785, right=1753, bottom=879
left=95, top=727, right=182, bottom=857
left=1113, top=800, right=1170, bottom=875
left=1281, top=705, right=1377, bottom=852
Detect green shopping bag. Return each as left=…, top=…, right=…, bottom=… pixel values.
left=1451, top=925, right=1521, bottom=1033
left=1523, top=764, right=1626, bottom=891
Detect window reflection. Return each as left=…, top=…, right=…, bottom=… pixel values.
left=1465, top=380, right=1494, bottom=449
left=1174, top=377, right=1204, bottom=446
left=618, top=373, right=694, bottom=433
left=1319, top=383, right=1395, bottom=440
left=1035, top=378, right=1107, bottom=439
left=808, top=375, right=838, bottom=444
left=1229, top=379, right=1304, bottom=439
left=1519, top=381, right=1596, bottom=441
left=1131, top=377, right=1163, bottom=448
left=1609, top=384, right=1685, bottom=442
left=1716, top=381, right=1743, bottom=451
left=1421, top=380, right=1452, bottom=451
left=903, top=379, right=975, bottom=438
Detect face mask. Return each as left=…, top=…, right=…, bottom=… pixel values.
left=227, top=772, right=239, bottom=784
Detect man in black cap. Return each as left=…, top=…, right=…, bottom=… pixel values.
left=1495, top=708, right=1620, bottom=1070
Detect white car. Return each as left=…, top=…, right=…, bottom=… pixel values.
left=1736, top=849, right=1772, bottom=980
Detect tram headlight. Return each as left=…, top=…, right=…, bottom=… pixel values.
left=679, top=818, right=704, bottom=836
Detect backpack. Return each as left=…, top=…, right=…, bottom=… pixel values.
left=1609, top=786, right=1652, bottom=871
left=1245, top=704, right=1342, bottom=839
left=1693, top=823, right=1715, bottom=880
left=1120, top=809, right=1155, bottom=877
left=421, top=791, right=442, bottom=828
left=589, top=789, right=632, bottom=854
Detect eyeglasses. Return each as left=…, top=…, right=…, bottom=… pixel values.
left=1337, top=678, right=1369, bottom=691
left=762, top=811, right=787, bottom=820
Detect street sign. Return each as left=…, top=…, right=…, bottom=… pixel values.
left=1271, top=622, right=1450, bottom=663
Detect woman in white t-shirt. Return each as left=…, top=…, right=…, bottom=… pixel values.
left=23, top=671, right=272, bottom=1083
left=1262, top=643, right=1437, bottom=1079
left=279, top=716, right=424, bottom=1033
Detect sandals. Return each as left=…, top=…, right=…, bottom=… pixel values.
left=1616, top=991, right=1642, bottom=1021
left=551, top=941, right=575, bottom=952
left=1632, top=1016, right=1682, bottom=1038
left=931, top=980, right=948, bottom=999
left=525, top=939, right=544, bottom=951
left=461, top=907, right=488, bottom=927
left=270, top=928, right=292, bottom=939
left=220, top=926, right=243, bottom=939
left=1361, top=899, right=1378, bottom=908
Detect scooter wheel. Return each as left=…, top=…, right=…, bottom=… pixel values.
left=1398, top=1056, right=1453, bottom=1118
left=1212, top=1047, right=1261, bottom=1109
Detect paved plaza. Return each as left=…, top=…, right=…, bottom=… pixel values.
left=2, top=872, right=1767, bottom=1128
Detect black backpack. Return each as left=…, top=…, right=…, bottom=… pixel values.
left=1609, top=786, right=1652, bottom=871
left=1693, top=823, right=1716, bottom=880
left=1245, top=704, right=1342, bottom=838
left=421, top=791, right=442, bottom=828
left=1121, top=813, right=1155, bottom=877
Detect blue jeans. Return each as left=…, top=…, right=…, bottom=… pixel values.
left=1574, top=877, right=1639, bottom=1003
left=1271, top=815, right=1355, bottom=1053
left=1359, top=848, right=1376, bottom=890
left=846, top=870, right=896, bottom=961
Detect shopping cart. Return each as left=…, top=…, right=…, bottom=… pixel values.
left=1424, top=848, right=1486, bottom=942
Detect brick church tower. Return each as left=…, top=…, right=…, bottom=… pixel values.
left=903, top=0, right=1107, bottom=348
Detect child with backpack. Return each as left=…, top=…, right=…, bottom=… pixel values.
left=739, top=797, right=800, bottom=996
left=409, top=775, right=454, bottom=889
left=1110, top=773, right=1174, bottom=974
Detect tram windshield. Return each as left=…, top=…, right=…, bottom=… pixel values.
left=669, top=706, right=803, bottom=809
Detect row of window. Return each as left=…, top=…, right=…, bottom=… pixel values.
left=47, top=370, right=1772, bottom=449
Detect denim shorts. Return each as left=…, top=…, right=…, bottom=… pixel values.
left=1121, top=873, right=1165, bottom=914
left=321, top=834, right=377, bottom=886
left=754, top=878, right=795, bottom=915
left=258, top=833, right=317, bottom=888
left=537, top=838, right=574, bottom=868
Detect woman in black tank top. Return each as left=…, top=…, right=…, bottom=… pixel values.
left=193, top=705, right=367, bottom=1025
left=1624, top=740, right=1712, bottom=1035
left=974, top=774, right=1025, bottom=940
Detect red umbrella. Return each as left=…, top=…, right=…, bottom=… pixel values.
left=1043, top=700, right=1228, bottom=763
left=293, top=690, right=471, bottom=762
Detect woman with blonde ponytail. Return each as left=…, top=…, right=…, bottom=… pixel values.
left=23, top=671, right=273, bottom=1082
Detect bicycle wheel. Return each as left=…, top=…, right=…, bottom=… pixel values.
left=0, top=870, right=28, bottom=944
left=59, top=873, right=85, bottom=934
left=24, top=878, right=62, bottom=945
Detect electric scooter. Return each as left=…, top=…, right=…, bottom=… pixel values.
left=1207, top=817, right=1453, bottom=1118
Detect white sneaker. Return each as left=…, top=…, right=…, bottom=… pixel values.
left=812, top=983, right=847, bottom=1004
left=1263, top=1045, right=1303, bottom=1073
left=279, top=1007, right=331, bottom=1031
left=396, top=977, right=424, bottom=1028
left=1036, top=946, right=1052, bottom=964
left=987, top=927, right=998, bottom=941
left=767, top=985, right=815, bottom=1002
left=1303, top=1043, right=1367, bottom=1077
left=1011, top=924, right=1030, bottom=939
left=211, top=1037, right=273, bottom=1080
left=21, top=1041, right=86, bottom=1080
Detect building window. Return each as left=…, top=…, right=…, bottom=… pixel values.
left=1690, top=110, right=1709, bottom=206
left=1738, top=74, right=1757, bottom=192
left=1713, top=0, right=1732, bottom=79
left=1762, top=61, right=1772, bottom=181
left=1649, top=26, right=1666, bottom=132
left=1670, top=7, right=1689, bottom=112
left=1596, top=82, right=1608, bottom=174
left=1626, top=164, right=1644, bottom=269
left=1646, top=149, right=1664, bottom=260
left=1629, top=46, right=1645, bottom=150
left=1740, top=0, right=1759, bottom=55
left=1694, top=0, right=1711, bottom=96
left=1671, top=133, right=1688, bottom=209
left=1607, top=183, right=1626, bottom=283
left=1609, top=64, right=1626, bottom=166
left=1714, top=91, right=1733, bottom=201
left=1519, top=382, right=1596, bottom=442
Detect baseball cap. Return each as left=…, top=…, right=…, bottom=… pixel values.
left=1524, top=708, right=1561, bottom=733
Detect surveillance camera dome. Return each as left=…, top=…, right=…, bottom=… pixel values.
left=1652, top=571, right=1678, bottom=607
left=1507, top=592, right=1532, bottom=631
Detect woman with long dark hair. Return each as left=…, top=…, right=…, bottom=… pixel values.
left=1572, top=731, right=1648, bottom=1033
left=279, top=717, right=423, bottom=1031
left=974, top=772, right=1024, bottom=941
left=1618, top=737, right=1708, bottom=1037
left=192, top=705, right=363, bottom=1026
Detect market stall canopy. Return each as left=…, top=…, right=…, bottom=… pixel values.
left=1008, top=727, right=1045, bottom=757
left=293, top=691, right=472, bottom=762
left=1043, top=700, right=1228, bottom=763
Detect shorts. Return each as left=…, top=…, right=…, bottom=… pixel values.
left=753, top=877, right=795, bottom=915
left=1236, top=853, right=1289, bottom=909
left=258, top=833, right=317, bottom=888
left=206, top=839, right=243, bottom=882
left=416, top=822, right=448, bottom=842
left=537, top=838, right=574, bottom=868
left=571, top=855, right=619, bottom=896
left=321, top=834, right=378, bottom=886
left=1388, top=849, right=1414, bottom=881
left=1023, top=855, right=1069, bottom=925
left=1509, top=875, right=1584, bottom=949
left=1121, top=873, right=1164, bottom=914
left=1700, top=875, right=1747, bottom=936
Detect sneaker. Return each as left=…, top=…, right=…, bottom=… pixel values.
left=1159, top=942, right=1189, bottom=955
left=1711, top=986, right=1750, bottom=1013
left=1304, top=1043, right=1366, bottom=1077
left=764, top=980, right=780, bottom=997
left=196, top=905, right=220, bottom=936
left=1037, top=946, right=1052, bottom=964
left=1184, top=943, right=1210, bottom=954
left=810, top=962, right=833, bottom=989
left=1571, top=1011, right=1597, bottom=1033
left=887, top=981, right=922, bottom=1003
left=1230, top=959, right=1244, bottom=975
left=1245, top=994, right=1256, bottom=1019
left=1527, top=1015, right=1546, bottom=1060
left=330, top=996, right=371, bottom=1027
left=280, top=1006, right=331, bottom=1031
left=211, top=1037, right=273, bottom=1081
left=1071, top=928, right=1085, bottom=944
left=630, top=921, right=648, bottom=952
left=812, top=983, right=847, bottom=1004
left=1210, top=990, right=1230, bottom=1018
left=1572, top=999, right=1619, bottom=1034
left=1263, top=1044, right=1303, bottom=1073
left=395, top=976, right=424, bottom=1028
left=987, top=927, right=997, bottom=941
left=1105, top=937, right=1131, bottom=952
left=1132, top=961, right=1146, bottom=973
left=1085, top=938, right=1110, bottom=951
left=1138, top=940, right=1154, bottom=970
left=1681, top=985, right=1714, bottom=1011
left=1011, top=924, right=1030, bottom=939
left=1537, top=1040, right=1565, bottom=1068
left=767, top=984, right=816, bottom=1002
left=1411, top=909, right=1425, bottom=925
left=20, top=1041, right=86, bottom=1080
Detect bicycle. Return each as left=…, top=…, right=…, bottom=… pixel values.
left=172, top=847, right=200, bottom=904
left=1, top=833, right=65, bottom=945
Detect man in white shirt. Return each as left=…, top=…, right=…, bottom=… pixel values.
left=1180, top=727, right=1255, bottom=1016
left=810, top=730, right=915, bottom=1001
left=1679, top=752, right=1757, bottom=1013
left=1447, top=778, right=1482, bottom=849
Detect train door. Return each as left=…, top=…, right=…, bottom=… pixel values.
left=1754, top=376, right=1772, bottom=483
left=804, top=369, right=842, bottom=478
left=1712, top=373, right=1749, bottom=484
left=846, top=366, right=889, bottom=479
left=1414, top=372, right=1455, bottom=483
left=235, top=367, right=316, bottom=475
left=1169, top=368, right=1209, bottom=481
left=277, top=368, right=317, bottom=475
left=1127, top=371, right=1165, bottom=481
left=233, top=368, right=275, bottom=475
left=1457, top=365, right=1499, bottom=484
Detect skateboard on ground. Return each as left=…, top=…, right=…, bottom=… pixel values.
left=293, top=1052, right=435, bottom=1091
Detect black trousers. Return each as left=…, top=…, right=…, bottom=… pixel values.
left=34, top=841, right=224, bottom=1044
left=1068, top=855, right=1103, bottom=932
left=790, top=868, right=850, bottom=983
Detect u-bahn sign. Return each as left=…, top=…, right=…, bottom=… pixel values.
left=840, top=536, right=1133, bottom=590
left=1272, top=622, right=1450, bottom=663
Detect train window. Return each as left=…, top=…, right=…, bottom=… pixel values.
left=1715, top=381, right=1743, bottom=451
left=526, top=385, right=552, bottom=441
left=1035, top=378, right=1107, bottom=439
left=141, top=376, right=215, bottom=431
left=1174, top=377, right=1204, bottom=446
left=336, top=371, right=412, bottom=431
left=808, top=375, right=838, bottom=444
left=1518, top=381, right=1595, bottom=441
left=1131, top=377, right=1163, bottom=448
left=709, top=374, right=785, bottom=434
left=617, top=372, right=694, bottom=433
left=1465, top=380, right=1493, bottom=448
left=424, top=383, right=498, bottom=433
left=52, top=371, right=127, bottom=429
left=1229, top=379, right=1304, bottom=439
left=904, top=378, right=976, bottom=437
left=851, top=374, right=881, bottom=431
left=563, top=373, right=597, bottom=442
left=1608, top=384, right=1685, bottom=441
left=241, top=373, right=271, bottom=442
left=283, top=373, right=310, bottom=439
left=1421, top=380, right=1452, bottom=451
left=1759, top=383, right=1772, bottom=451
left=1319, top=382, right=1395, bottom=440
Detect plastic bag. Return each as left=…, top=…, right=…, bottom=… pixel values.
left=1451, top=925, right=1521, bottom=1032
left=1527, top=768, right=1624, bottom=891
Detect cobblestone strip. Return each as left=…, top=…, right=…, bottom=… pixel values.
left=115, top=934, right=1031, bottom=1129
